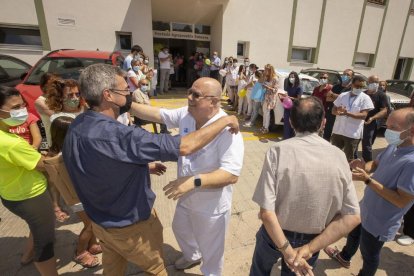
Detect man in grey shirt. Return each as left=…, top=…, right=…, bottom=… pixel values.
left=250, top=97, right=361, bottom=276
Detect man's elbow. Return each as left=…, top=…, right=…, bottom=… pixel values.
left=259, top=209, right=276, bottom=223
left=179, top=143, right=193, bottom=156
left=229, top=175, right=238, bottom=184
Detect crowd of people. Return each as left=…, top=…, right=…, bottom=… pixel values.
left=0, top=43, right=413, bottom=276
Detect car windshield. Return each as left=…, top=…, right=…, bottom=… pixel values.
left=301, top=79, right=319, bottom=95
left=387, top=82, right=413, bottom=98
left=25, top=57, right=112, bottom=85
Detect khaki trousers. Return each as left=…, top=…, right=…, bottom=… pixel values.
left=92, top=209, right=167, bottom=276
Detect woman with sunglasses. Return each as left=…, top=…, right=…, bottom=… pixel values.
left=312, top=72, right=332, bottom=113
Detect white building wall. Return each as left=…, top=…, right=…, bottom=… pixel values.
left=210, top=6, right=224, bottom=56
left=221, top=0, right=293, bottom=69
left=317, top=0, right=364, bottom=71
left=42, top=0, right=153, bottom=61
left=372, top=0, right=412, bottom=79
left=293, top=0, right=323, bottom=48
left=400, top=15, right=414, bottom=58
left=357, top=3, right=385, bottom=54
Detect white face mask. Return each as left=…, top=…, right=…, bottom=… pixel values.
left=384, top=128, right=409, bottom=146
left=368, top=83, right=379, bottom=92
left=352, top=88, right=363, bottom=95
left=319, top=79, right=328, bottom=85
left=144, top=59, right=149, bottom=64
left=289, top=77, right=295, bottom=84
left=0, top=107, right=28, bottom=126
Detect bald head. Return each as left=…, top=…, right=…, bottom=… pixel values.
left=368, top=75, right=379, bottom=83
left=388, top=108, right=414, bottom=130
left=290, top=97, right=325, bottom=133
left=192, top=77, right=222, bottom=98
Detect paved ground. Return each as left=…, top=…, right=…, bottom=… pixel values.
left=1, top=89, right=413, bottom=275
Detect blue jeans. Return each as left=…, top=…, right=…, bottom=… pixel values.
left=340, top=225, right=385, bottom=276
left=249, top=101, right=262, bottom=125
left=250, top=225, right=320, bottom=276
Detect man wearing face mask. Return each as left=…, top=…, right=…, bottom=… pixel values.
left=331, top=76, right=374, bottom=160
left=323, top=69, right=354, bottom=141
left=361, top=75, right=389, bottom=162
left=210, top=51, right=221, bottom=80
left=62, top=64, right=240, bottom=276
left=325, top=107, right=414, bottom=276
left=158, top=46, right=171, bottom=94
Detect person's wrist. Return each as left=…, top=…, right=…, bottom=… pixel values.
left=364, top=176, right=372, bottom=185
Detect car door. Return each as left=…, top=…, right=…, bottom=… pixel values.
left=0, top=56, right=31, bottom=87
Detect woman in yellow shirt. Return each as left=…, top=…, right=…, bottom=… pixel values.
left=0, top=86, right=58, bottom=276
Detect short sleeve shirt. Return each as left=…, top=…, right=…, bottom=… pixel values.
left=0, top=131, right=47, bottom=201
left=160, top=107, right=244, bottom=215
left=158, top=51, right=171, bottom=69
left=9, top=113, right=39, bottom=145
left=62, top=110, right=181, bottom=228
left=123, top=55, right=133, bottom=71
left=252, top=133, right=360, bottom=234
left=332, top=92, right=374, bottom=139
left=361, top=145, right=414, bottom=241
left=366, top=91, right=388, bottom=120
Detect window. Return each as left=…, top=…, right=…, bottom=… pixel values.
left=367, top=0, right=386, bottom=5
left=0, top=58, right=29, bottom=80
left=152, top=21, right=171, bottom=32
left=116, top=32, right=132, bottom=50
left=172, top=23, right=192, bottom=33
left=354, top=52, right=375, bottom=67
left=0, top=26, right=42, bottom=47
left=237, top=41, right=249, bottom=57
left=291, top=47, right=314, bottom=63
left=194, top=25, right=211, bottom=35
left=393, top=58, right=413, bottom=80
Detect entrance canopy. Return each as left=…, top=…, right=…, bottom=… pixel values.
left=151, top=0, right=228, bottom=25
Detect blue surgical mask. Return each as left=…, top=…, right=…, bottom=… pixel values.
left=1, top=107, right=28, bottom=126
left=384, top=129, right=407, bottom=146
left=341, top=75, right=350, bottom=83
left=140, top=85, right=149, bottom=92
left=133, top=66, right=140, bottom=72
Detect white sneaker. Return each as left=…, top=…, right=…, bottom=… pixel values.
left=243, top=122, right=252, bottom=127
left=397, top=235, right=414, bottom=246
left=174, top=256, right=201, bottom=270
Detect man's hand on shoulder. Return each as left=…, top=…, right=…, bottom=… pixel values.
left=224, top=115, right=239, bottom=134
left=163, top=176, right=194, bottom=200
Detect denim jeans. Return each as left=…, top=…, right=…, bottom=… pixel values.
left=340, top=225, right=385, bottom=276
left=250, top=225, right=320, bottom=276
left=249, top=101, right=262, bottom=125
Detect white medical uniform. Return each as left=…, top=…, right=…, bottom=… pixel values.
left=160, top=107, right=244, bottom=276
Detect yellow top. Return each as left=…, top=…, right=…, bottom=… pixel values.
left=0, top=131, right=46, bottom=201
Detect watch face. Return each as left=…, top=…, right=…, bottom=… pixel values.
left=194, top=178, right=202, bottom=187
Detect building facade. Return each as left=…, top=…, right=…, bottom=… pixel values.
left=1, top=0, right=414, bottom=80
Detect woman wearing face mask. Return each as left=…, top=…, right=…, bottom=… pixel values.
left=281, top=71, right=303, bottom=139
left=45, top=79, right=84, bottom=222
left=312, top=72, right=332, bottom=113
left=261, top=64, right=279, bottom=134
left=127, top=59, right=145, bottom=92
left=0, top=86, right=58, bottom=275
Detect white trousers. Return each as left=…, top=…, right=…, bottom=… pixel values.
left=262, top=103, right=277, bottom=130
left=172, top=204, right=231, bottom=276
left=246, top=89, right=253, bottom=116
left=238, top=96, right=248, bottom=115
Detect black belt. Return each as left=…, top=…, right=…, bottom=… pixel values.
left=283, top=229, right=319, bottom=240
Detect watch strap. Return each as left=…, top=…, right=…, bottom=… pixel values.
left=194, top=174, right=201, bottom=188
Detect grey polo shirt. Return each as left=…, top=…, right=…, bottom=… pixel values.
left=253, top=132, right=360, bottom=234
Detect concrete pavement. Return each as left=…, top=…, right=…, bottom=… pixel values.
left=1, top=90, right=413, bottom=275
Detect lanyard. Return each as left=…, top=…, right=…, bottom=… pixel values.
left=348, top=94, right=359, bottom=110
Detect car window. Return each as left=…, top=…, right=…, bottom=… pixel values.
left=25, top=57, right=108, bottom=85
left=0, top=58, right=29, bottom=79
left=387, top=82, right=411, bottom=98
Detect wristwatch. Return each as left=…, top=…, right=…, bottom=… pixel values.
left=277, top=240, right=290, bottom=252
left=364, top=177, right=372, bottom=185
left=194, top=175, right=201, bottom=188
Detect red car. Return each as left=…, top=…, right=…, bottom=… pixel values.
left=16, top=49, right=124, bottom=117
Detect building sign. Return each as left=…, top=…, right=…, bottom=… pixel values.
left=153, top=30, right=211, bottom=41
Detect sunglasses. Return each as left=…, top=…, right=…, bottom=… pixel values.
left=188, top=89, right=217, bottom=100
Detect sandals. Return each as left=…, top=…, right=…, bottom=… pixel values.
left=54, top=208, right=70, bottom=223
left=88, top=244, right=102, bottom=255
left=74, top=250, right=100, bottom=268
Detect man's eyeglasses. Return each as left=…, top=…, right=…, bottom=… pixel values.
left=188, top=89, right=218, bottom=100
left=108, top=88, right=130, bottom=95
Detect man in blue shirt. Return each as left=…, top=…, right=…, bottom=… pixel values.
left=325, top=107, right=414, bottom=276
left=62, top=64, right=239, bottom=276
